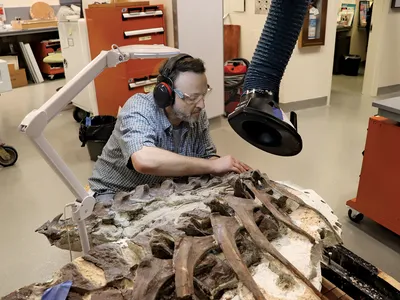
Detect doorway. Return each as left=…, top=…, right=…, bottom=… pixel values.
left=331, top=0, right=373, bottom=95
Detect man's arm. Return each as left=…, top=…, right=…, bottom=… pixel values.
left=132, top=146, right=215, bottom=176
left=132, top=146, right=247, bottom=176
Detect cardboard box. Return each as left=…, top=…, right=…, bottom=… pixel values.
left=8, top=64, right=28, bottom=88
left=0, top=55, right=18, bottom=70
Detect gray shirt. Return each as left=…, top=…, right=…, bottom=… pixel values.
left=88, top=93, right=218, bottom=194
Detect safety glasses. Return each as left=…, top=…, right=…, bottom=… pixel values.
left=174, top=85, right=212, bottom=104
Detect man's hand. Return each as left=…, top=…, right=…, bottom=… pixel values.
left=211, top=155, right=251, bottom=175
left=132, top=147, right=251, bottom=177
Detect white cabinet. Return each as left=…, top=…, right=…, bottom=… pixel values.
left=173, top=0, right=224, bottom=119
left=58, top=18, right=98, bottom=115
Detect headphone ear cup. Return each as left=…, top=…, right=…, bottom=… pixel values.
left=154, top=82, right=174, bottom=108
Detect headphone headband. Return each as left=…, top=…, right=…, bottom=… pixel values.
left=160, top=53, right=193, bottom=81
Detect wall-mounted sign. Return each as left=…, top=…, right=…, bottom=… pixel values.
left=392, top=0, right=400, bottom=8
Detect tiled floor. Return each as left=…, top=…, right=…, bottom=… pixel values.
left=1, top=76, right=400, bottom=296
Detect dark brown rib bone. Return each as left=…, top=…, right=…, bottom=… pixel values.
left=244, top=180, right=316, bottom=244
left=210, top=213, right=267, bottom=300
left=174, top=235, right=216, bottom=299
left=260, top=173, right=342, bottom=244
left=225, top=195, right=323, bottom=299
left=132, top=257, right=174, bottom=300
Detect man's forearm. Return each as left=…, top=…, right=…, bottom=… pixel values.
left=131, top=146, right=214, bottom=177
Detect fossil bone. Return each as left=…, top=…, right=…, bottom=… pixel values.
left=259, top=172, right=342, bottom=244
left=132, top=257, right=174, bottom=300
left=4, top=171, right=343, bottom=300
left=210, top=213, right=267, bottom=300
left=174, top=235, right=216, bottom=299
left=225, top=195, right=323, bottom=298
left=244, top=179, right=316, bottom=244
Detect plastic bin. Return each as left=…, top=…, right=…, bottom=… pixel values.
left=341, top=54, right=361, bottom=76
left=79, top=115, right=117, bottom=161
left=86, top=140, right=107, bottom=161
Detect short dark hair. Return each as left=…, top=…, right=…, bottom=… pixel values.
left=159, top=56, right=206, bottom=83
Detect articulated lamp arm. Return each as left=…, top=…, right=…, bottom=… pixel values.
left=19, top=45, right=180, bottom=255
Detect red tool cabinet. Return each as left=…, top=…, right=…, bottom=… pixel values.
left=85, top=4, right=167, bottom=116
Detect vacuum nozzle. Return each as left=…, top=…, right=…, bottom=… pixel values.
left=228, top=90, right=302, bottom=156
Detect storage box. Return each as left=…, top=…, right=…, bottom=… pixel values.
left=11, top=19, right=58, bottom=30
left=7, top=64, right=28, bottom=88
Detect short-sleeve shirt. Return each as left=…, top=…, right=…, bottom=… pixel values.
left=88, top=93, right=218, bottom=194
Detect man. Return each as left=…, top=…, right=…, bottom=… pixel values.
left=88, top=53, right=250, bottom=202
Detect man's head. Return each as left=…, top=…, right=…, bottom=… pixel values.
left=154, top=54, right=211, bottom=125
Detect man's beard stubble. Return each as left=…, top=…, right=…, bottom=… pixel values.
left=172, top=105, right=202, bottom=124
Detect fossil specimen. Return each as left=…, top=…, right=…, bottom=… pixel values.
left=3, top=170, right=342, bottom=300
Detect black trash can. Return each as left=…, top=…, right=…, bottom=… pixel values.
left=341, top=54, right=361, bottom=76
left=79, top=115, right=117, bottom=161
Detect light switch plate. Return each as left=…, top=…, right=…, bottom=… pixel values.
left=255, top=0, right=269, bottom=14
left=230, top=0, right=245, bottom=12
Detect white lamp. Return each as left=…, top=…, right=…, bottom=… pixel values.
left=19, top=44, right=180, bottom=255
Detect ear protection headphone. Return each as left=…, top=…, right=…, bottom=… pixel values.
left=153, top=53, right=193, bottom=109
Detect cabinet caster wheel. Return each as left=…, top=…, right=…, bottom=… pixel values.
left=348, top=209, right=364, bottom=223
left=0, top=145, right=18, bottom=167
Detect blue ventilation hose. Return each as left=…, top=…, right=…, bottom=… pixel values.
left=228, top=0, right=309, bottom=156
left=243, top=0, right=309, bottom=96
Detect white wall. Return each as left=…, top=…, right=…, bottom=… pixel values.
left=363, top=0, right=400, bottom=95
left=174, top=0, right=224, bottom=119
left=2, top=0, right=59, bottom=7
left=223, top=0, right=267, bottom=60
left=377, top=2, right=400, bottom=88
left=349, top=0, right=368, bottom=61
left=225, top=0, right=337, bottom=105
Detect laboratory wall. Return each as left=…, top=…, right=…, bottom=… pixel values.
left=2, top=0, right=59, bottom=7
left=377, top=1, right=400, bottom=89
left=149, top=0, right=174, bottom=47
left=224, top=0, right=337, bottom=105
left=349, top=0, right=369, bottom=61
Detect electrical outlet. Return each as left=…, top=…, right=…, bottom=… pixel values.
left=255, top=0, right=269, bottom=14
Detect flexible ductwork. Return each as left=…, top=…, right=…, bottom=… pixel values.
left=228, top=0, right=309, bottom=156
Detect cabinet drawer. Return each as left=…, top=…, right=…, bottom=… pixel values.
left=128, top=75, right=158, bottom=91
left=121, top=5, right=164, bottom=32
left=123, top=28, right=165, bottom=45
left=125, top=58, right=165, bottom=79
